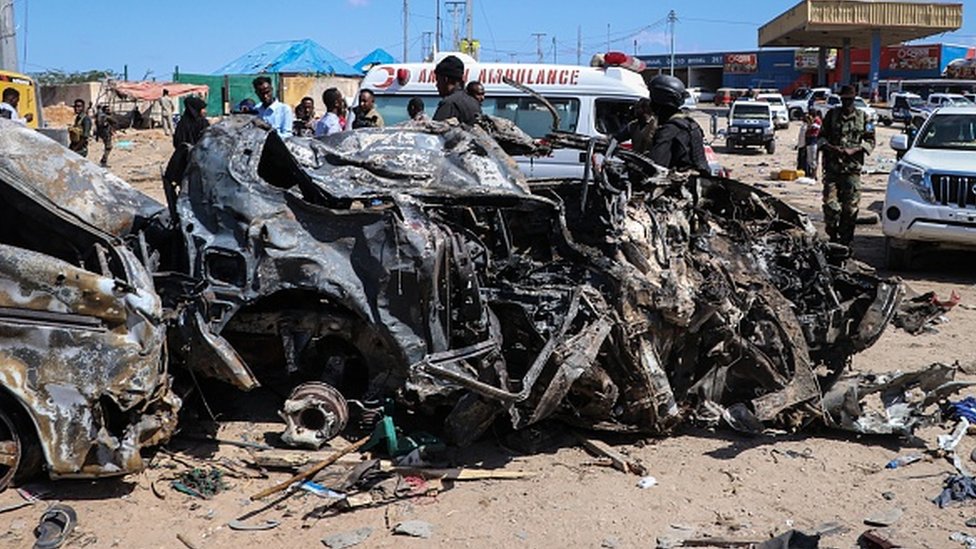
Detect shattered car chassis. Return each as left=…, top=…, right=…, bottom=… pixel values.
left=168, top=117, right=909, bottom=444
left=0, top=111, right=961, bottom=490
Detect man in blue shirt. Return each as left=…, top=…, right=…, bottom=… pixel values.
left=315, top=88, right=344, bottom=137
left=252, top=76, right=293, bottom=137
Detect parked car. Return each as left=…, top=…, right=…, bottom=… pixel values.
left=924, top=93, right=973, bottom=110
left=964, top=93, right=976, bottom=104
left=882, top=106, right=976, bottom=268
left=714, top=88, right=746, bottom=106
left=725, top=100, right=776, bottom=154
left=689, top=87, right=716, bottom=103
left=889, top=92, right=925, bottom=126
left=786, top=87, right=830, bottom=120
left=756, top=93, right=790, bottom=129
left=810, top=95, right=879, bottom=124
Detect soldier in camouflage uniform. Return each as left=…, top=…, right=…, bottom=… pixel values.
left=818, top=85, right=875, bottom=246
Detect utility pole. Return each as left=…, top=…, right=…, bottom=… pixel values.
left=532, top=33, right=546, bottom=63
left=434, top=0, right=441, bottom=54
left=0, top=0, right=17, bottom=72
left=445, top=1, right=464, bottom=51
left=402, top=0, right=409, bottom=62
left=668, top=10, right=677, bottom=76
left=634, top=39, right=638, bottom=56
left=422, top=31, right=433, bottom=61
left=576, top=25, right=582, bottom=65
left=465, top=0, right=473, bottom=44
left=552, top=36, right=557, bottom=64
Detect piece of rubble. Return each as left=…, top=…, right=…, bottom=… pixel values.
left=864, top=507, right=903, bottom=527
left=322, top=527, right=373, bottom=549
left=393, top=520, right=433, bottom=539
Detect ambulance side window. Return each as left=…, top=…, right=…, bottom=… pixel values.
left=595, top=99, right=637, bottom=136
left=485, top=97, right=579, bottom=138
left=373, top=96, right=432, bottom=126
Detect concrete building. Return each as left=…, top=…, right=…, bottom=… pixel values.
left=639, top=42, right=975, bottom=96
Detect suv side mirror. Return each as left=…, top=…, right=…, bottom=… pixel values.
left=890, top=134, right=909, bottom=151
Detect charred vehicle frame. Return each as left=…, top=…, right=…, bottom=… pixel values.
left=0, top=121, right=180, bottom=490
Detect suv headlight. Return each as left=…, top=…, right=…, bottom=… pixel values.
left=763, top=126, right=774, bottom=134
left=893, top=162, right=931, bottom=202
left=729, top=126, right=739, bottom=133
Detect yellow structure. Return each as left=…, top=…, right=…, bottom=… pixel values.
left=0, top=70, right=40, bottom=128
left=760, top=0, right=963, bottom=48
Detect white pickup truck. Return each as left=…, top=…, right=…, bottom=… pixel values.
left=810, top=95, right=879, bottom=124
left=786, top=87, right=830, bottom=120
left=882, top=106, right=976, bottom=268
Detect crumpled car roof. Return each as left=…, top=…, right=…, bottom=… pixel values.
left=0, top=119, right=164, bottom=237
left=284, top=121, right=536, bottom=203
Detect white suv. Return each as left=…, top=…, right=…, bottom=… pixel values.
left=756, top=93, right=790, bottom=129
left=883, top=106, right=976, bottom=268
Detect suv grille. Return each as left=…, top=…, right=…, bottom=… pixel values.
left=931, top=174, right=976, bottom=208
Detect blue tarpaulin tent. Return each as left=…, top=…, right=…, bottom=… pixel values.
left=354, top=49, right=397, bottom=73
left=213, top=39, right=360, bottom=76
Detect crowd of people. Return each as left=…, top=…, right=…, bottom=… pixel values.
left=249, top=54, right=484, bottom=139
left=9, top=54, right=726, bottom=200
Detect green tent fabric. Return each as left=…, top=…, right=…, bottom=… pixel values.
left=174, top=73, right=278, bottom=115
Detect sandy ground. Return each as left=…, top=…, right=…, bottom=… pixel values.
left=2, top=120, right=976, bottom=549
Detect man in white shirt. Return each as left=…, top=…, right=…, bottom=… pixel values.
left=0, top=88, right=33, bottom=125
left=314, top=88, right=344, bottom=137
left=252, top=76, right=293, bottom=137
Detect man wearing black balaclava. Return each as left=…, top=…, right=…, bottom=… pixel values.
left=432, top=55, right=481, bottom=124
left=647, top=75, right=709, bottom=174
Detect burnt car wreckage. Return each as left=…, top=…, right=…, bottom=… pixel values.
left=0, top=120, right=180, bottom=490
left=0, top=111, right=964, bottom=488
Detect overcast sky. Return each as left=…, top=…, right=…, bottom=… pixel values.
left=11, top=0, right=976, bottom=79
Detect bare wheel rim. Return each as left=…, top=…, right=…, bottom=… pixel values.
left=0, top=408, right=21, bottom=491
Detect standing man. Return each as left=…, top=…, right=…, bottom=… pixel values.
left=465, top=81, right=485, bottom=106
left=159, top=89, right=175, bottom=136
left=349, top=89, right=384, bottom=129
left=94, top=106, right=116, bottom=168
left=0, top=88, right=33, bottom=125
left=407, top=97, right=428, bottom=122
left=293, top=96, right=317, bottom=137
left=432, top=55, right=481, bottom=124
left=818, top=85, right=875, bottom=246
left=315, top=88, right=344, bottom=136
left=614, top=98, right=656, bottom=156
left=68, top=99, right=92, bottom=157
left=252, top=76, right=293, bottom=137
left=647, top=75, right=709, bottom=174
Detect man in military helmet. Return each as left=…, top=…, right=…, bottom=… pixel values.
left=647, top=75, right=710, bottom=174
left=818, top=85, right=875, bottom=246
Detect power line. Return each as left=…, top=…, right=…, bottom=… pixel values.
left=682, top=17, right=759, bottom=26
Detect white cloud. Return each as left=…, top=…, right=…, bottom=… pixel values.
left=634, top=30, right=669, bottom=49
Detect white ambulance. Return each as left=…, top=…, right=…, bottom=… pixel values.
left=358, top=51, right=649, bottom=178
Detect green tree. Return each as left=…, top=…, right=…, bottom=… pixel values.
left=31, top=69, right=119, bottom=86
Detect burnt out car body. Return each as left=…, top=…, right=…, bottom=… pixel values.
left=168, top=117, right=903, bottom=442
left=0, top=120, right=179, bottom=489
